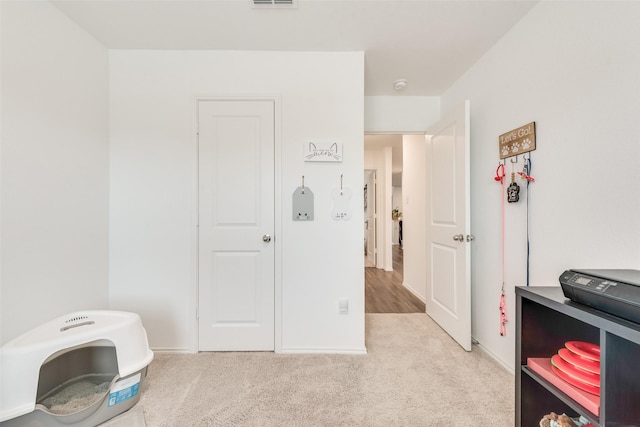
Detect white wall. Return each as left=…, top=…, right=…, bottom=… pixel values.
left=402, top=135, right=428, bottom=302
left=0, top=1, right=109, bottom=344
left=365, top=96, right=440, bottom=133
left=109, top=51, right=365, bottom=352
left=442, top=1, right=640, bottom=370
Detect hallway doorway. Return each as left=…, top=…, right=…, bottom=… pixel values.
left=365, top=245, right=425, bottom=313
left=364, top=133, right=425, bottom=314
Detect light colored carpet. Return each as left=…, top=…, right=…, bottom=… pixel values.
left=138, top=314, right=514, bottom=426
left=101, top=405, right=146, bottom=426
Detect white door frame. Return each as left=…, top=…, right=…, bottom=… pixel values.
left=364, top=169, right=377, bottom=267
left=363, top=141, right=394, bottom=271
left=190, top=95, right=282, bottom=353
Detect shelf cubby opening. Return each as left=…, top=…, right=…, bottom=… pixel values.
left=521, top=297, right=599, bottom=365
left=521, top=373, right=584, bottom=426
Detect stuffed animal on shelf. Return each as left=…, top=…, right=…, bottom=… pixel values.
left=539, top=412, right=594, bottom=427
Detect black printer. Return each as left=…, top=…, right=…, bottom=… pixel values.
left=560, top=269, right=640, bottom=324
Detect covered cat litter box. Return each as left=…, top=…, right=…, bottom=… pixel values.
left=0, top=311, right=154, bottom=427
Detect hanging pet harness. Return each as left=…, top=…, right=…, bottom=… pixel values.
left=507, top=158, right=520, bottom=203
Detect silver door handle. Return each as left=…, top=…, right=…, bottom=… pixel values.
left=452, top=234, right=464, bottom=242
left=262, top=234, right=272, bottom=243
left=466, top=235, right=475, bottom=242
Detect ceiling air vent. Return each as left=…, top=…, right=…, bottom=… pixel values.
left=252, top=0, right=297, bottom=9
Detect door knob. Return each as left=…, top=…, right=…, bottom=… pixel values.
left=466, top=235, right=475, bottom=242
left=452, top=234, right=464, bottom=242
left=262, top=234, right=272, bottom=243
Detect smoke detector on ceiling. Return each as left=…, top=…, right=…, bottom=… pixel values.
left=394, top=79, right=408, bottom=91
left=251, top=0, right=297, bottom=8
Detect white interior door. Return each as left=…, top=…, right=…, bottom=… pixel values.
left=425, top=100, right=471, bottom=351
left=198, top=99, right=275, bottom=351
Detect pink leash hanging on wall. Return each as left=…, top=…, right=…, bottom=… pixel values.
left=495, top=163, right=508, bottom=336
left=494, top=157, right=535, bottom=337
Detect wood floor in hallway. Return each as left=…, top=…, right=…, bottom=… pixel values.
left=365, top=245, right=426, bottom=313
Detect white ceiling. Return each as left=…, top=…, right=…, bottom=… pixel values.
left=50, top=0, right=538, bottom=178
left=51, top=0, right=538, bottom=97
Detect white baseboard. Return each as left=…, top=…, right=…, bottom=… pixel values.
left=150, top=347, right=194, bottom=354
left=402, top=281, right=426, bottom=304
left=280, top=347, right=368, bottom=355
left=151, top=347, right=369, bottom=355
left=473, top=340, right=514, bottom=375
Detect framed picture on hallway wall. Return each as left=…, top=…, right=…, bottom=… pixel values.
left=364, top=184, right=368, bottom=209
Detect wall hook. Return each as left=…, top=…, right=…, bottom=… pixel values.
left=510, top=155, right=519, bottom=164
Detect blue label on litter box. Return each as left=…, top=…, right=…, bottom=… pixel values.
left=108, top=373, right=141, bottom=407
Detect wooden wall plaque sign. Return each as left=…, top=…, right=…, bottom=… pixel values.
left=499, top=122, right=536, bottom=159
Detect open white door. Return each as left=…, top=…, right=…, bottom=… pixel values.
left=425, top=100, right=471, bottom=351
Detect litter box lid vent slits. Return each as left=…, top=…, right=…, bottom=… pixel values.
left=65, top=315, right=89, bottom=324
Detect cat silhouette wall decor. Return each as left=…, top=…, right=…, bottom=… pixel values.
left=304, top=142, right=343, bottom=162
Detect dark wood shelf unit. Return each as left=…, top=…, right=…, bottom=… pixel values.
left=522, top=366, right=599, bottom=426
left=516, top=286, right=640, bottom=427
